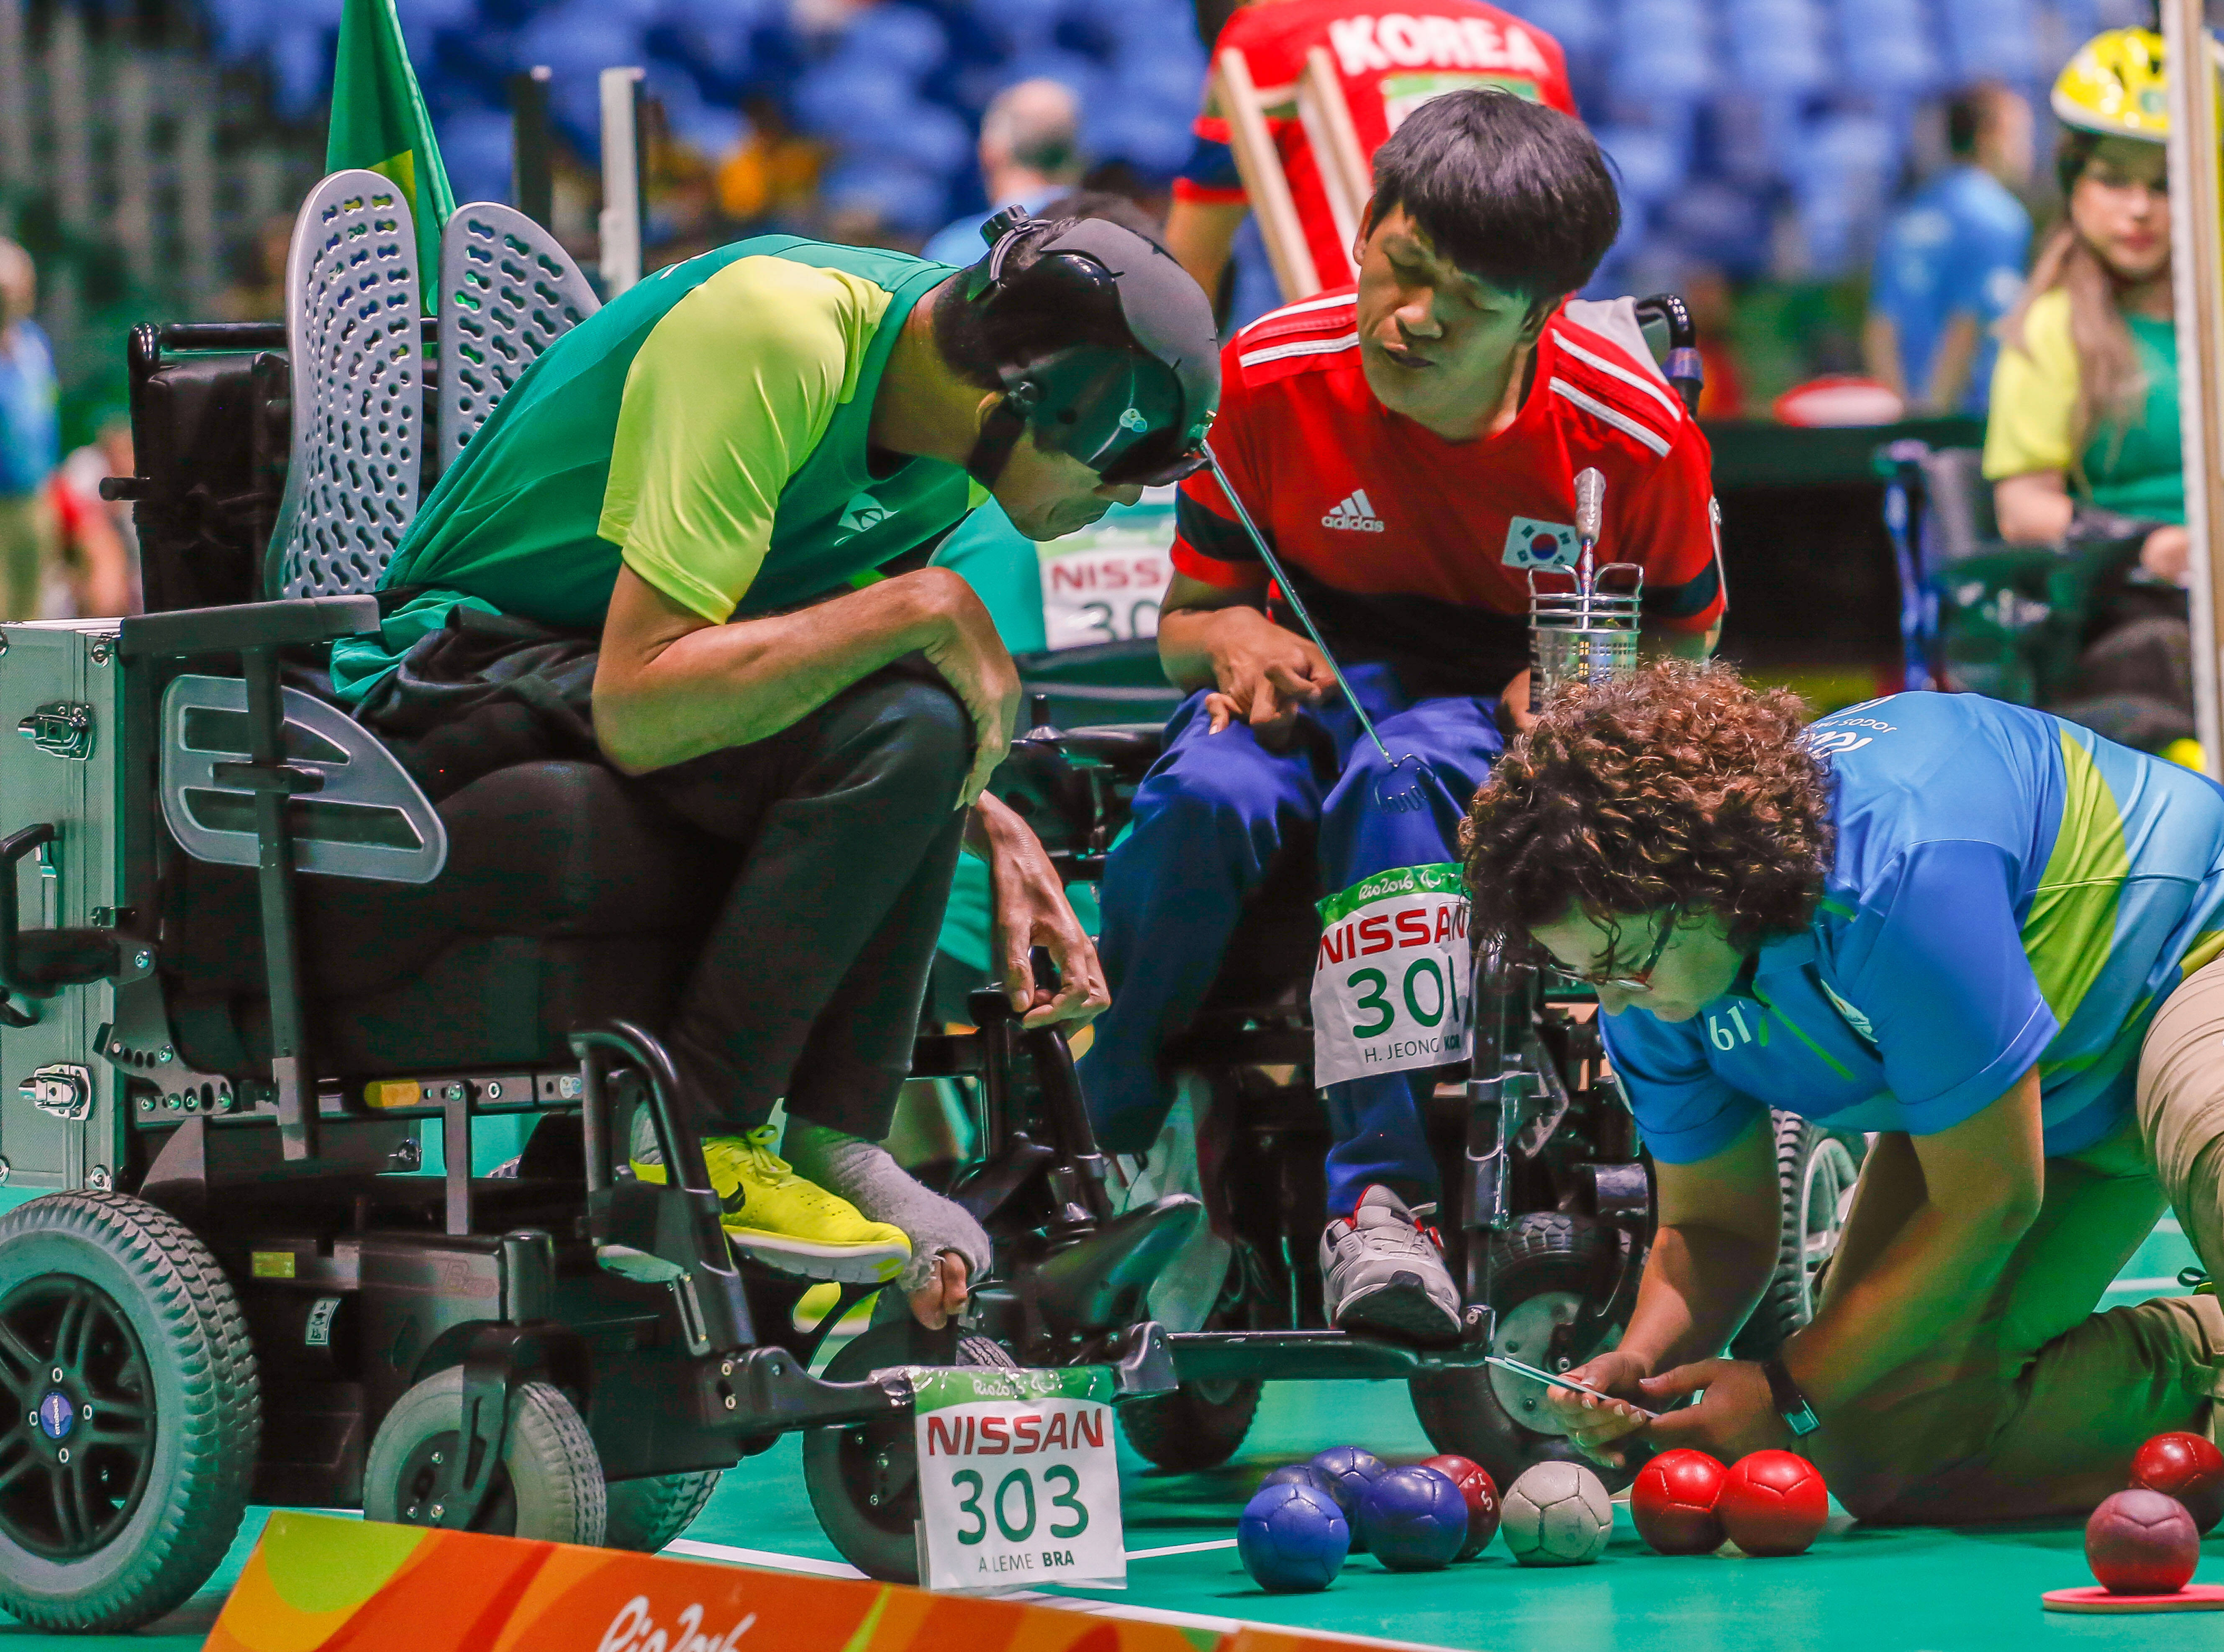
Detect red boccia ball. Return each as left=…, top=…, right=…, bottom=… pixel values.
left=2087, top=1488, right=2200, bottom=1596
left=2130, top=1431, right=2224, bottom=1535
left=1419, top=1454, right=1501, bottom=1560
left=1631, top=1448, right=1729, bottom=1555
left=1717, top=1450, right=1829, bottom=1557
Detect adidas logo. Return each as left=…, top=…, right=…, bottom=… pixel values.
left=1321, top=489, right=1385, bottom=532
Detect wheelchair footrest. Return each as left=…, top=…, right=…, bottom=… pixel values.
left=1165, top=1326, right=1494, bottom=1384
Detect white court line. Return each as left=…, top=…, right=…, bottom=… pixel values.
left=2106, top=1277, right=2187, bottom=1293
left=1125, top=1538, right=1239, bottom=1560
left=663, top=1535, right=1433, bottom=1647
left=663, top=1538, right=865, bottom=1578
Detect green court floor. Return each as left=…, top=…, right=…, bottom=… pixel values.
left=3, top=1221, right=2214, bottom=1651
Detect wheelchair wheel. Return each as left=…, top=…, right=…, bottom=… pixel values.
left=364, top=1366, right=607, bottom=1544
left=1408, top=1212, right=1636, bottom=1494
left=1117, top=1247, right=1270, bottom=1471
left=802, top=1318, right=1015, bottom=1582
left=1730, top=1113, right=1867, bottom=1361
left=0, top=1192, right=260, bottom=1634
left=603, top=1470, right=721, bottom=1552
left=1117, top=1379, right=1259, bottom=1473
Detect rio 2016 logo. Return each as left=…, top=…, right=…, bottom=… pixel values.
left=598, top=1596, right=755, bottom=1652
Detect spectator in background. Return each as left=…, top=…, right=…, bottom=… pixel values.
left=216, top=215, right=295, bottom=323
left=1864, top=82, right=2034, bottom=417
left=1985, top=30, right=2182, bottom=582
left=920, top=80, right=1084, bottom=266
left=0, top=240, right=59, bottom=623
left=1684, top=264, right=1746, bottom=420
left=48, top=413, right=136, bottom=618
left=1165, top=0, right=1576, bottom=309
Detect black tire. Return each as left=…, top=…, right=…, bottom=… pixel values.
left=1729, top=1114, right=1867, bottom=1362
left=1117, top=1250, right=1267, bottom=1472
left=604, top=1470, right=721, bottom=1552
left=1408, top=1212, right=1636, bottom=1493
left=802, top=1320, right=1013, bottom=1582
left=1118, top=1378, right=1259, bottom=1472
left=0, top=1192, right=260, bottom=1634
left=364, top=1366, right=607, bottom=1544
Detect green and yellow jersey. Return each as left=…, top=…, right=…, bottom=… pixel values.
left=331, top=236, right=983, bottom=703
left=1983, top=285, right=2184, bottom=525
left=1603, top=693, right=2224, bottom=1162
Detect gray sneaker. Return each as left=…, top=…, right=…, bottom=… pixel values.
left=1320, top=1185, right=1464, bottom=1344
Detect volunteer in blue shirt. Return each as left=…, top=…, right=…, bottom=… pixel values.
left=1863, top=82, right=2034, bottom=417
left=1460, top=662, right=2224, bottom=1522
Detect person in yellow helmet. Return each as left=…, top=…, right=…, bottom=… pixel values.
left=1986, top=29, right=2188, bottom=589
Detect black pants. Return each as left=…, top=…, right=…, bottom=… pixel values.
left=356, top=606, right=969, bottom=1141
left=641, top=672, right=969, bottom=1140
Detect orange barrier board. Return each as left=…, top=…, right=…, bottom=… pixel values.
left=208, top=1512, right=1445, bottom=1652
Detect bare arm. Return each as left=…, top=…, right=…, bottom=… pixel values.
left=1773, top=1066, right=2043, bottom=1408
left=1994, top=472, right=2073, bottom=544
left=592, top=562, right=1018, bottom=803
left=73, top=506, right=134, bottom=617
left=1157, top=569, right=1335, bottom=739
left=1164, top=198, right=1250, bottom=307
left=1862, top=313, right=1907, bottom=400
left=1923, top=313, right=1983, bottom=416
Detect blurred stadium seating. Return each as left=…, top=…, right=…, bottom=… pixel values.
left=172, top=0, right=2147, bottom=280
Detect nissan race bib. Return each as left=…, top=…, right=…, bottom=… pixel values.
left=911, top=1365, right=1125, bottom=1591
left=1311, top=864, right=1471, bottom=1088
left=1037, top=488, right=1176, bottom=650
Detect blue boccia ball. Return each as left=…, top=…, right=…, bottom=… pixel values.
left=1258, top=1462, right=1338, bottom=1500
left=1359, top=1466, right=1468, bottom=1571
left=1238, top=1481, right=1351, bottom=1593
left=1308, top=1446, right=1388, bottom=1552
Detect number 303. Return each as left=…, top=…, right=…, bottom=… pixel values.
left=952, top=1465, right=1090, bottom=1544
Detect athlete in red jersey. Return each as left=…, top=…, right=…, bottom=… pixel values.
left=1083, top=92, right=1721, bottom=1344
left=1168, top=0, right=1577, bottom=302
left=1175, top=294, right=1723, bottom=700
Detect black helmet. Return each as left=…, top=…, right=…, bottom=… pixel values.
left=961, top=208, right=1219, bottom=490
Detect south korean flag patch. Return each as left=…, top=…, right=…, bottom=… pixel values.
left=1503, top=517, right=1580, bottom=570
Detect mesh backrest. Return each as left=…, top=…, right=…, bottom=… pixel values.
left=437, top=202, right=600, bottom=472
left=267, top=170, right=424, bottom=600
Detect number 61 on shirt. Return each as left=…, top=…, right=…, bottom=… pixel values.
left=1311, top=865, right=1472, bottom=1087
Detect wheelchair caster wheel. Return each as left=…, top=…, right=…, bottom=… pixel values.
left=1729, top=1113, right=1865, bottom=1361
left=604, top=1469, right=721, bottom=1552
left=1409, top=1212, right=1638, bottom=1493
left=0, top=1193, right=259, bottom=1634
left=364, top=1366, right=606, bottom=1544
left=802, top=1318, right=1015, bottom=1582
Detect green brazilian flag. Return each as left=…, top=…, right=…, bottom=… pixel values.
left=325, top=0, right=454, bottom=308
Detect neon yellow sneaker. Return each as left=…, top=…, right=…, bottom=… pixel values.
left=631, top=1124, right=911, bottom=1284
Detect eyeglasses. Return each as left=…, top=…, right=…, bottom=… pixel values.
left=1563, top=908, right=1680, bottom=992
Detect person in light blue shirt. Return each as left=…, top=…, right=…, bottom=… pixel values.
left=921, top=79, right=1083, bottom=267
left=1865, top=83, right=2035, bottom=416
left=1461, top=664, right=2224, bottom=1525
left=0, top=239, right=59, bottom=620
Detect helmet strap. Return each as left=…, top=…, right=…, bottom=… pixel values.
left=965, top=395, right=1032, bottom=488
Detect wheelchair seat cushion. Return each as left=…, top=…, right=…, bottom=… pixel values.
left=171, top=758, right=735, bottom=1002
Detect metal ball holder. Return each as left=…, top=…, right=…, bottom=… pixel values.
left=1530, top=468, right=1643, bottom=703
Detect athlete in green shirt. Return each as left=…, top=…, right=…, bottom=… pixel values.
left=343, top=217, right=1217, bottom=1328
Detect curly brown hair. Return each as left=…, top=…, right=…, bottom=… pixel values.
left=1461, top=661, right=1834, bottom=951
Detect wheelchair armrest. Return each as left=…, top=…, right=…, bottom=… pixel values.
left=1033, top=723, right=1165, bottom=782
left=120, top=595, right=381, bottom=659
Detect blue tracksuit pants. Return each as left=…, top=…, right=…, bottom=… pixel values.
left=1080, top=664, right=1503, bottom=1213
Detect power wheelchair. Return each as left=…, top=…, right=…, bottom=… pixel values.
left=1876, top=439, right=2193, bottom=752
left=0, top=175, right=1197, bottom=1629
